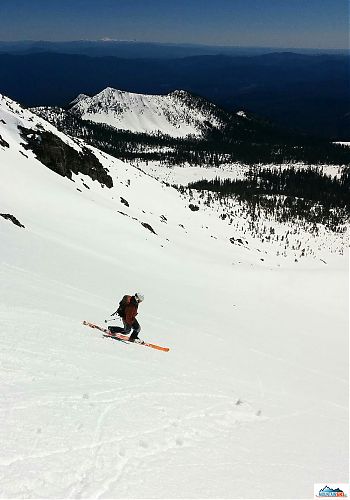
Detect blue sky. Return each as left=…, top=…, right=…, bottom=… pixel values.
left=0, top=0, right=348, bottom=49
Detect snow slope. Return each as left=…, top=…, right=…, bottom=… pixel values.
left=69, top=87, right=225, bottom=137
left=0, top=95, right=348, bottom=499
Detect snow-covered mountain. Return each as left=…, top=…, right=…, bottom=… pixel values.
left=68, top=87, right=227, bottom=137
left=0, top=94, right=348, bottom=498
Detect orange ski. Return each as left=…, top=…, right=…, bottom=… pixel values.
left=82, top=321, right=170, bottom=352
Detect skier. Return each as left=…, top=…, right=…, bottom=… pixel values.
left=109, top=292, right=144, bottom=343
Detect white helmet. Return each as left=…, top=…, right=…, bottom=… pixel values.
left=135, top=292, right=144, bottom=303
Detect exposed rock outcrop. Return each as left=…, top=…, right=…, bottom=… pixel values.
left=19, top=126, right=113, bottom=188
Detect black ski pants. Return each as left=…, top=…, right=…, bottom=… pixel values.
left=109, top=318, right=141, bottom=341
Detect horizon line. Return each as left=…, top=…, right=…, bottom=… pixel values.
left=0, top=39, right=348, bottom=52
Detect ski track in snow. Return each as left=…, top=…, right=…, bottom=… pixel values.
left=1, top=382, right=262, bottom=498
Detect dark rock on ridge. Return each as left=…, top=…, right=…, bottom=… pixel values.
left=19, top=126, right=113, bottom=187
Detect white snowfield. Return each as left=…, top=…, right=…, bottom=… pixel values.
left=0, top=95, right=348, bottom=499
left=69, top=87, right=224, bottom=138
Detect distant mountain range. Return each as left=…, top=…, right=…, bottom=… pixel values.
left=1, top=40, right=347, bottom=58
left=0, top=50, right=348, bottom=139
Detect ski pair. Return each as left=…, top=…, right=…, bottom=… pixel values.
left=82, top=321, right=170, bottom=352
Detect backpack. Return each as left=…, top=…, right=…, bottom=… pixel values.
left=116, top=295, right=131, bottom=317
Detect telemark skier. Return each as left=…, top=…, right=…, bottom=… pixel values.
left=109, top=292, right=144, bottom=343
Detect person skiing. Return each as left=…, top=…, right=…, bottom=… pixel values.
left=109, top=292, right=144, bottom=343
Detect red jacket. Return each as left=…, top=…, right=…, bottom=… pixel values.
left=123, top=296, right=139, bottom=326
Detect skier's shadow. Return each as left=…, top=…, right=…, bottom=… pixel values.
left=103, top=334, right=129, bottom=344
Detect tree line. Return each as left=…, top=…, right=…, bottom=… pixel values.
left=187, top=166, right=350, bottom=230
